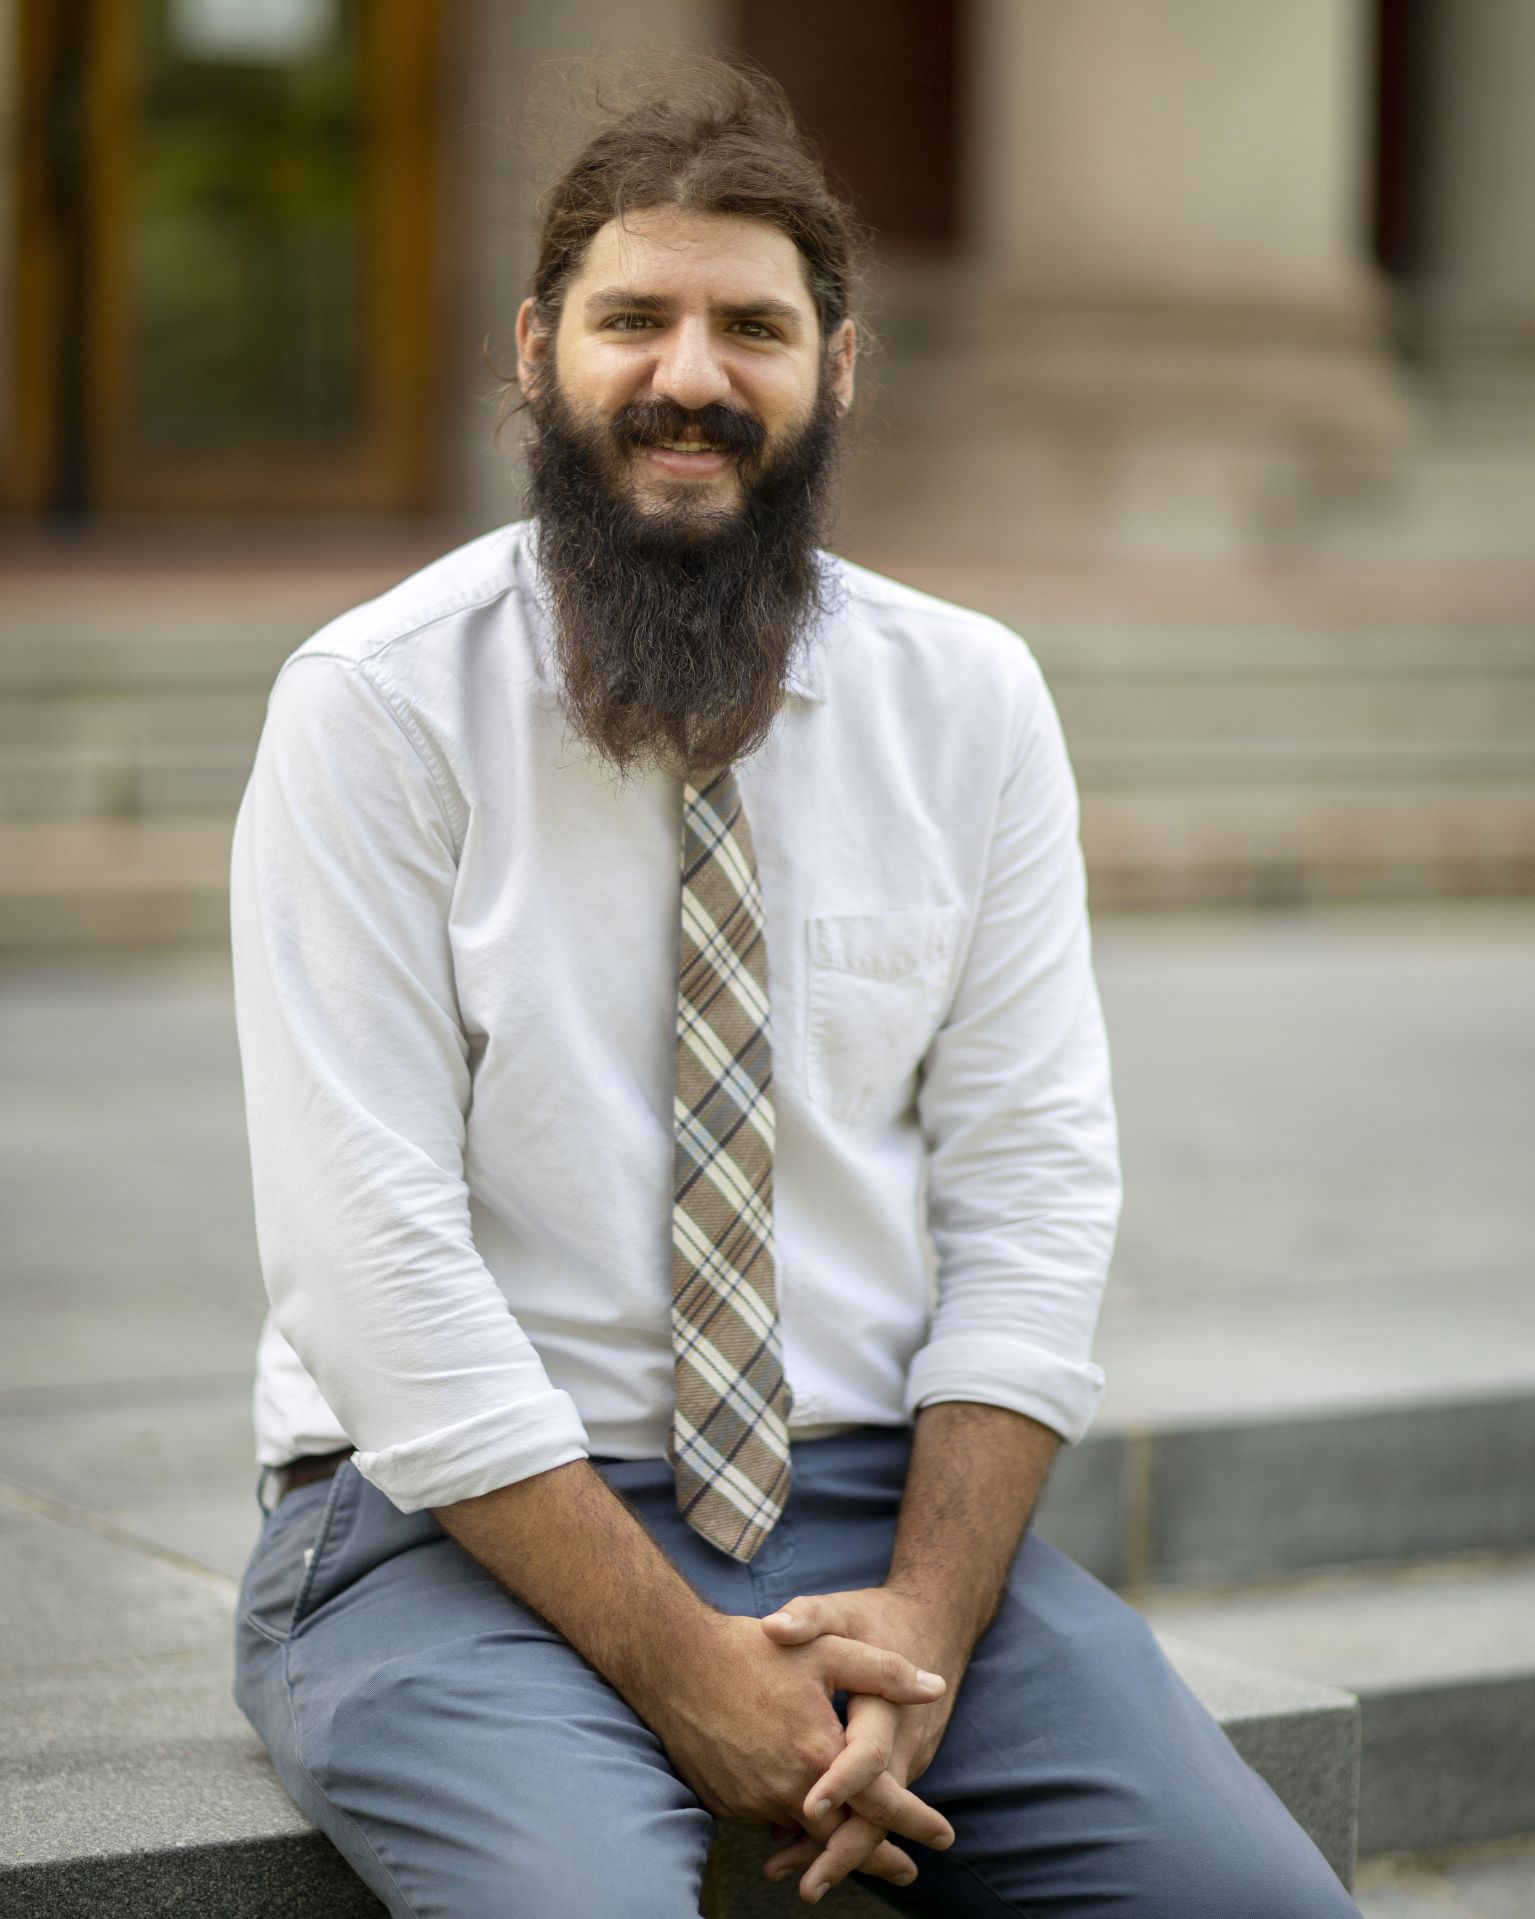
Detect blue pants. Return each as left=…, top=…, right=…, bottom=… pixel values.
left=234, top=1427, right=1359, bottom=1917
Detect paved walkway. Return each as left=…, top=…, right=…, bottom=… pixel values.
left=1356, top=1837, right=1535, bottom=1918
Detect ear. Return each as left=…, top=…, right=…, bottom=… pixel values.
left=515, top=297, right=551, bottom=401
left=828, top=317, right=857, bottom=415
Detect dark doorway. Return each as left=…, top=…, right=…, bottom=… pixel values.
left=726, top=0, right=963, bottom=249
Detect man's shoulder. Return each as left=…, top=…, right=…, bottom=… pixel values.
left=282, top=522, right=532, bottom=680
left=822, top=552, right=1044, bottom=696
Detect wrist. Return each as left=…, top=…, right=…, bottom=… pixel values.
left=615, top=1592, right=730, bottom=1723
left=879, top=1578, right=984, bottom=1669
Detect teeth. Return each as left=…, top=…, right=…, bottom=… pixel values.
left=653, top=440, right=723, bottom=453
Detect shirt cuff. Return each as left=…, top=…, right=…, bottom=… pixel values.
left=904, top=1335, right=1106, bottom=1444
left=351, top=1389, right=591, bottom=1513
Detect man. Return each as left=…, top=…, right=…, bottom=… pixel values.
left=230, top=59, right=1360, bottom=1918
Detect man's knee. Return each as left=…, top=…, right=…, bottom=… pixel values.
left=1139, top=1856, right=1360, bottom=1919
left=1126, top=1785, right=1361, bottom=1919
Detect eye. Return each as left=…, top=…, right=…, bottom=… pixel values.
left=733, top=321, right=778, bottom=341
left=605, top=313, right=656, bottom=331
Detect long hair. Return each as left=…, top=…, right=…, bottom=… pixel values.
left=528, top=56, right=871, bottom=344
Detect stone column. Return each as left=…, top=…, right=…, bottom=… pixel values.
left=1410, top=0, right=1535, bottom=411
left=441, top=0, right=726, bottom=528
left=839, top=0, right=1417, bottom=563
left=962, top=0, right=1407, bottom=436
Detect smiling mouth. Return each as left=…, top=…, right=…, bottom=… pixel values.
left=635, top=440, right=739, bottom=479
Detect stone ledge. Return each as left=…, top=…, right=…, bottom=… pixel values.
left=0, top=1488, right=1359, bottom=1917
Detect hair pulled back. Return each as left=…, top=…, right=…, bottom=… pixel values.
left=530, top=56, right=869, bottom=342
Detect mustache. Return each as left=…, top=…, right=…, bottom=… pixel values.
left=608, top=398, right=767, bottom=461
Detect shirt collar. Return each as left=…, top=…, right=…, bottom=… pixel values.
left=511, top=518, right=830, bottom=707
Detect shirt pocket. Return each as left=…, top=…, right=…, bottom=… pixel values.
left=805, top=907, right=964, bottom=1125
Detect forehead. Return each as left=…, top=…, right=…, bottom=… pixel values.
left=566, top=206, right=817, bottom=318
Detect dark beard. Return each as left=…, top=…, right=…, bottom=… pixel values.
left=523, top=372, right=843, bottom=778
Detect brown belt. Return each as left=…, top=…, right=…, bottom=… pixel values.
left=274, top=1446, right=355, bottom=1503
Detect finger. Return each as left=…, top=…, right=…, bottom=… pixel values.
left=848, top=1771, right=955, bottom=1850
left=763, top=1833, right=820, bottom=1881
left=759, top=1593, right=848, bottom=1645
left=819, top=1634, right=946, bottom=1705
left=802, top=1729, right=893, bottom=1821
left=854, top=1835, right=919, bottom=1888
left=764, top=1817, right=897, bottom=1885
left=798, top=1819, right=918, bottom=1902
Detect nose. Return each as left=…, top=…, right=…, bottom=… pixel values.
left=648, top=315, right=732, bottom=411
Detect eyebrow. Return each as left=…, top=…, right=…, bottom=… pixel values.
left=581, top=287, right=805, bottom=328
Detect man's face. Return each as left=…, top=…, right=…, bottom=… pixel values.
left=516, top=206, right=855, bottom=526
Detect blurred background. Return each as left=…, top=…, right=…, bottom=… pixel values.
left=2, top=0, right=1535, bottom=922
left=1, top=4, right=1532, bottom=1915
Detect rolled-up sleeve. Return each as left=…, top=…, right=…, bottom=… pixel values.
left=907, top=644, right=1122, bottom=1443
left=230, top=651, right=588, bottom=1510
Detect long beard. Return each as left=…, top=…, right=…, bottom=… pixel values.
left=524, top=373, right=843, bottom=778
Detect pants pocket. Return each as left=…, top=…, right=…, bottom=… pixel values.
left=237, top=1464, right=358, bottom=1643
left=287, top=1460, right=362, bottom=1634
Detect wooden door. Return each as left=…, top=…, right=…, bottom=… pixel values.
left=3, top=0, right=438, bottom=514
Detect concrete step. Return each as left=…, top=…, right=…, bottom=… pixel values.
left=4, top=774, right=1531, bottom=942
left=0, top=1482, right=1358, bottom=1917
left=0, top=744, right=255, bottom=820
left=839, top=407, right=1535, bottom=569
left=4, top=581, right=1535, bottom=924
left=1138, top=1551, right=1535, bottom=1857
left=0, top=817, right=234, bottom=945
left=1035, top=1389, right=1535, bottom=1594
left=1082, top=781, right=1535, bottom=904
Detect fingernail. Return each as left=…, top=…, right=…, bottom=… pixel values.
left=895, top=1870, right=917, bottom=1886
left=813, top=1797, right=832, bottom=1818
left=917, top=1669, right=944, bottom=1690
left=763, top=1610, right=796, bottom=1627
left=811, top=1888, right=828, bottom=1905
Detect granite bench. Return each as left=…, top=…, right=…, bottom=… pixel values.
left=0, top=1487, right=1359, bottom=1915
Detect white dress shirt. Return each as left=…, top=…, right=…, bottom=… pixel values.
left=230, top=521, right=1122, bottom=1513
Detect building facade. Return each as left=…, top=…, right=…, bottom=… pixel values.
left=4, top=0, right=1535, bottom=561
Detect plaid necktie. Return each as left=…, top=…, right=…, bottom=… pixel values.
left=670, top=767, right=792, bottom=1562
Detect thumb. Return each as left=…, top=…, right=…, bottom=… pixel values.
left=759, top=1593, right=851, bottom=1646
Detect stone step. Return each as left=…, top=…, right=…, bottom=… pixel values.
left=4, top=792, right=1534, bottom=949
left=4, top=590, right=1533, bottom=920
left=1035, top=1389, right=1535, bottom=1594
left=1138, top=1551, right=1535, bottom=1857
left=0, top=817, right=234, bottom=946
left=1081, top=781, right=1535, bottom=904
left=839, top=417, right=1535, bottom=569
left=0, top=1485, right=1359, bottom=1917
left=5, top=612, right=1533, bottom=726
left=0, top=744, right=255, bottom=820
left=8, top=736, right=1535, bottom=824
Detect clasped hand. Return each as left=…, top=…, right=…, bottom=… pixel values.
left=755, top=1587, right=966, bottom=1904
left=649, top=1588, right=963, bottom=1906
left=648, top=1605, right=954, bottom=1902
